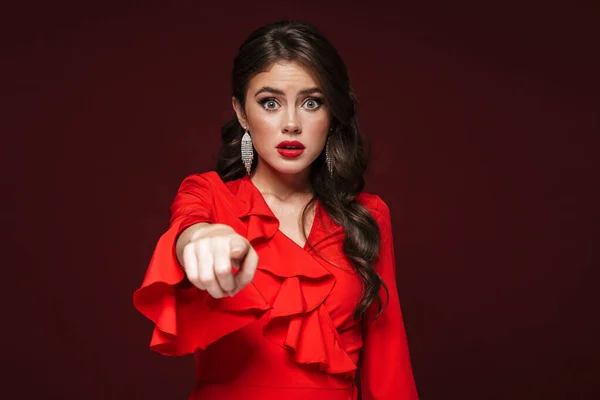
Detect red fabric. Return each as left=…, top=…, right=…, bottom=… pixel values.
left=133, top=171, right=419, bottom=399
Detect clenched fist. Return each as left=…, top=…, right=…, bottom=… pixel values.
left=177, top=223, right=259, bottom=298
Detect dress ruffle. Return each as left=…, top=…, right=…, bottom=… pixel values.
left=203, top=246, right=357, bottom=376
left=133, top=171, right=357, bottom=376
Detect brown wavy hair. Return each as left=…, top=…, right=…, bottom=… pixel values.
left=215, top=20, right=388, bottom=321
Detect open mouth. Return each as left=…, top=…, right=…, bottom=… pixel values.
left=277, top=140, right=305, bottom=149
left=277, top=147, right=305, bottom=158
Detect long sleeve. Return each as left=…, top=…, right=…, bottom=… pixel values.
left=359, top=196, right=419, bottom=400
left=132, top=174, right=215, bottom=355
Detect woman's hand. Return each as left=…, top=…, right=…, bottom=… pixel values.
left=178, top=223, right=259, bottom=298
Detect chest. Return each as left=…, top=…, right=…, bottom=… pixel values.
left=259, top=198, right=363, bottom=329
left=265, top=199, right=316, bottom=249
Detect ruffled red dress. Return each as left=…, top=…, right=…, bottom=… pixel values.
left=133, top=171, right=418, bottom=400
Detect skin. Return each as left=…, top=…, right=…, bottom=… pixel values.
left=233, top=59, right=332, bottom=248
left=177, top=60, right=331, bottom=299
left=232, top=60, right=331, bottom=202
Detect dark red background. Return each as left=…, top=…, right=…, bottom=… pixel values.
left=3, top=1, right=598, bottom=399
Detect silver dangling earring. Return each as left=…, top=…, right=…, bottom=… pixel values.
left=241, top=128, right=254, bottom=175
left=325, top=135, right=333, bottom=175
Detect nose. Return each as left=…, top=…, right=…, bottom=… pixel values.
left=282, top=108, right=301, bottom=134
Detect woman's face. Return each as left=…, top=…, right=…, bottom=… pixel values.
left=233, top=60, right=331, bottom=178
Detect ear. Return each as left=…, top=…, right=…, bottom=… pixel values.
left=232, top=96, right=249, bottom=130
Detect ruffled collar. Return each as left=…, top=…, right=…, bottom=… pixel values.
left=200, top=170, right=357, bottom=376
left=233, top=173, right=281, bottom=220
left=203, top=171, right=329, bottom=248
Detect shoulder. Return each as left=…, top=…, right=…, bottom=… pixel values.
left=176, top=170, right=229, bottom=196
left=174, top=171, right=249, bottom=209
left=178, top=170, right=219, bottom=187
left=356, top=192, right=391, bottom=224
left=171, top=171, right=223, bottom=207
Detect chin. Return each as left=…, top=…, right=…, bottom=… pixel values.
left=262, top=158, right=310, bottom=175
left=273, top=164, right=310, bottom=175
left=258, top=150, right=318, bottom=175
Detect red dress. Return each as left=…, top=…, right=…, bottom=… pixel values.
left=133, top=171, right=418, bottom=400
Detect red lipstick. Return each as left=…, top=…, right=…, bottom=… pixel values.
left=276, top=140, right=305, bottom=149
left=276, top=140, right=305, bottom=158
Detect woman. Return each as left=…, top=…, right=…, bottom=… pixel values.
left=133, top=20, right=419, bottom=400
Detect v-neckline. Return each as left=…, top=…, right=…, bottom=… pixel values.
left=245, top=175, right=319, bottom=252
left=279, top=198, right=319, bottom=251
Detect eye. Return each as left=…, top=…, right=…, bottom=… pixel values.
left=259, top=97, right=280, bottom=111
left=303, top=97, right=324, bottom=111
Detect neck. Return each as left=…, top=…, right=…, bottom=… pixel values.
left=250, top=159, right=313, bottom=201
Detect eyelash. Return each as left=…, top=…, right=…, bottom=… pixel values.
left=258, top=97, right=324, bottom=112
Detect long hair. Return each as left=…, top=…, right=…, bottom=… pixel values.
left=215, top=20, right=388, bottom=321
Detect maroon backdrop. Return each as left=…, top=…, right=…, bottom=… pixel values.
left=4, top=2, right=598, bottom=399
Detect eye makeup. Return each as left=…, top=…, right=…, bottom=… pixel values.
left=257, top=96, right=325, bottom=112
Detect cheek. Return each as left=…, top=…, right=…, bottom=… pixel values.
left=304, top=113, right=329, bottom=129
left=247, top=119, right=276, bottom=153
left=245, top=107, right=330, bottom=153
left=303, top=113, right=330, bottom=145
left=246, top=106, right=278, bottom=134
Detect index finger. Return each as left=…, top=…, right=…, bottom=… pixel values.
left=229, top=235, right=251, bottom=262
left=234, top=244, right=258, bottom=290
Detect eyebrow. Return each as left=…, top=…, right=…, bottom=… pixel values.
left=254, top=86, right=323, bottom=96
